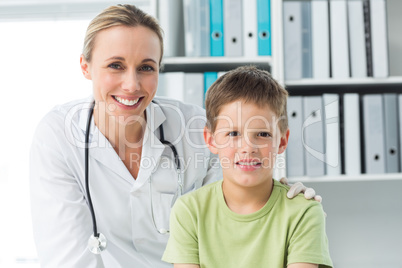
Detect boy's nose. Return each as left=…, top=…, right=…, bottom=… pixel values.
left=240, top=136, right=257, bottom=154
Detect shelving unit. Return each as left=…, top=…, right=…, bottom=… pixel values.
left=159, top=0, right=402, bottom=267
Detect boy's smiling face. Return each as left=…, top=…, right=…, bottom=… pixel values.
left=204, top=100, right=289, bottom=189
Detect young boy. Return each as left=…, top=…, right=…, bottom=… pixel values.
left=162, top=66, right=332, bottom=268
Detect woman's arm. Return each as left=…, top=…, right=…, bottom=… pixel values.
left=288, top=263, right=318, bottom=268
left=30, top=117, right=104, bottom=267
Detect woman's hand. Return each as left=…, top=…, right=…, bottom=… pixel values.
left=280, top=177, right=322, bottom=202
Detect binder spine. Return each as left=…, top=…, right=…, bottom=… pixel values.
left=210, top=0, right=224, bottom=56
left=301, top=0, right=312, bottom=78
left=257, top=0, right=272, bottom=56
left=363, top=0, right=373, bottom=77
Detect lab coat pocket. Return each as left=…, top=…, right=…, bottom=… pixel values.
left=150, top=192, right=174, bottom=234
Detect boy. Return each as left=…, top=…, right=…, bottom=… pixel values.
left=162, top=66, right=332, bottom=268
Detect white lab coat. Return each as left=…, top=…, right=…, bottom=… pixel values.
left=30, top=96, right=221, bottom=267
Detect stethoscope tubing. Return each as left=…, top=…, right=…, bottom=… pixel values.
left=84, top=100, right=182, bottom=253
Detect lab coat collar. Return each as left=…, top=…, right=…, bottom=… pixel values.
left=78, top=97, right=168, bottom=186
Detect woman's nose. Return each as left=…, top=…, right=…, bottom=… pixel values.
left=122, top=71, right=140, bottom=92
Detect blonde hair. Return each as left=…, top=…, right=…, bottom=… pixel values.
left=82, top=4, right=164, bottom=65
left=205, top=66, right=289, bottom=134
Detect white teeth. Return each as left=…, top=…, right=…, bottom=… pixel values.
left=238, top=161, right=259, bottom=166
left=114, top=96, right=140, bottom=106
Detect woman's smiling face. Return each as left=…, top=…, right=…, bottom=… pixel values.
left=80, top=25, right=161, bottom=122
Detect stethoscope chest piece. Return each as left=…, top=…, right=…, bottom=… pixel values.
left=88, top=233, right=107, bottom=254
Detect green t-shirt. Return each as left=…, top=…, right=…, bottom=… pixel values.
left=162, top=179, right=332, bottom=268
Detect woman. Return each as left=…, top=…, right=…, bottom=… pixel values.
left=30, top=4, right=318, bottom=267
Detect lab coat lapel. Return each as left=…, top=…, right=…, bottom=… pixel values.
left=78, top=98, right=135, bottom=184
left=133, top=101, right=166, bottom=191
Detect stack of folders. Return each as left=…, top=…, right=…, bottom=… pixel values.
left=286, top=93, right=402, bottom=178
left=283, top=0, right=389, bottom=80
left=156, top=72, right=226, bottom=108
left=181, top=0, right=272, bottom=57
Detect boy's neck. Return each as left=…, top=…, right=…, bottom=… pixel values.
left=221, top=178, right=274, bottom=215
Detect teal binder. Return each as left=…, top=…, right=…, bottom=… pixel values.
left=257, top=0, right=271, bottom=56
left=204, top=72, right=218, bottom=106
left=210, top=0, right=224, bottom=56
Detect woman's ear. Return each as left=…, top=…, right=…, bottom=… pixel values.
left=80, top=54, right=92, bottom=80
left=204, top=126, right=218, bottom=155
left=278, top=128, right=290, bottom=154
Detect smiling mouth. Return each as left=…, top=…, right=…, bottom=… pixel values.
left=236, top=161, right=261, bottom=166
left=113, top=96, right=143, bottom=106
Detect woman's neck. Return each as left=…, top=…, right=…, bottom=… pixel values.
left=93, top=107, right=146, bottom=154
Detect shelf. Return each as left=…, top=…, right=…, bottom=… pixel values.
left=161, top=56, right=272, bottom=73
left=285, top=76, right=402, bottom=95
left=287, top=173, right=402, bottom=184
left=285, top=76, right=402, bottom=86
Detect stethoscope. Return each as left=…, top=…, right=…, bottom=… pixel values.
left=85, top=100, right=182, bottom=254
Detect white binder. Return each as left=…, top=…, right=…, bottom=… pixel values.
left=343, top=93, right=361, bottom=175
left=184, top=73, right=204, bottom=108
left=242, top=0, right=258, bottom=57
left=348, top=0, right=368, bottom=78
left=283, top=1, right=302, bottom=80
left=160, top=72, right=186, bottom=102
left=311, top=0, right=330, bottom=79
left=223, top=0, right=243, bottom=56
left=183, top=0, right=210, bottom=57
left=286, top=96, right=305, bottom=177
left=383, top=94, right=400, bottom=173
left=323, top=94, right=341, bottom=175
left=303, top=96, right=325, bottom=176
left=329, top=0, right=350, bottom=78
left=362, top=94, right=386, bottom=174
left=370, top=0, right=389, bottom=78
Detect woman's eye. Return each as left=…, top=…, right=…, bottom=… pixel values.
left=140, top=65, right=155, bottom=72
left=258, top=132, right=271, bottom=138
left=228, top=131, right=240, bottom=137
left=108, top=63, right=122, bottom=70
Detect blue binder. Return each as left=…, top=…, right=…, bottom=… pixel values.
left=204, top=72, right=218, bottom=106
left=257, top=0, right=271, bottom=56
left=210, top=0, right=224, bottom=56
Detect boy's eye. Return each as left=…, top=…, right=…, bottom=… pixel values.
left=228, top=131, right=240, bottom=137
left=140, top=65, right=155, bottom=72
left=108, top=63, right=123, bottom=70
left=258, top=132, right=271, bottom=138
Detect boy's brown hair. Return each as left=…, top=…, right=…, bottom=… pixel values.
left=205, top=65, right=288, bottom=134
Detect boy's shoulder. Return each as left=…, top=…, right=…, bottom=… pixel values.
left=273, top=180, right=323, bottom=213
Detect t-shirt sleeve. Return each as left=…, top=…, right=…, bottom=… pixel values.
left=287, top=203, right=333, bottom=268
left=162, top=197, right=200, bottom=265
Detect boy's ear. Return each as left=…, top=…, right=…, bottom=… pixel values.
left=278, top=128, right=290, bottom=154
left=80, top=54, right=92, bottom=80
left=204, top=126, right=218, bottom=154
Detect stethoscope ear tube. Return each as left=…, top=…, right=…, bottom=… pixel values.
left=85, top=101, right=107, bottom=253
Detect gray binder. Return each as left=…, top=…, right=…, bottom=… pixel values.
left=383, top=94, right=400, bottom=173
left=301, top=0, right=312, bottom=78
left=286, top=96, right=305, bottom=177
left=223, top=0, right=243, bottom=56
left=283, top=1, right=302, bottom=80
left=363, top=94, right=386, bottom=174
left=303, top=96, right=325, bottom=176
